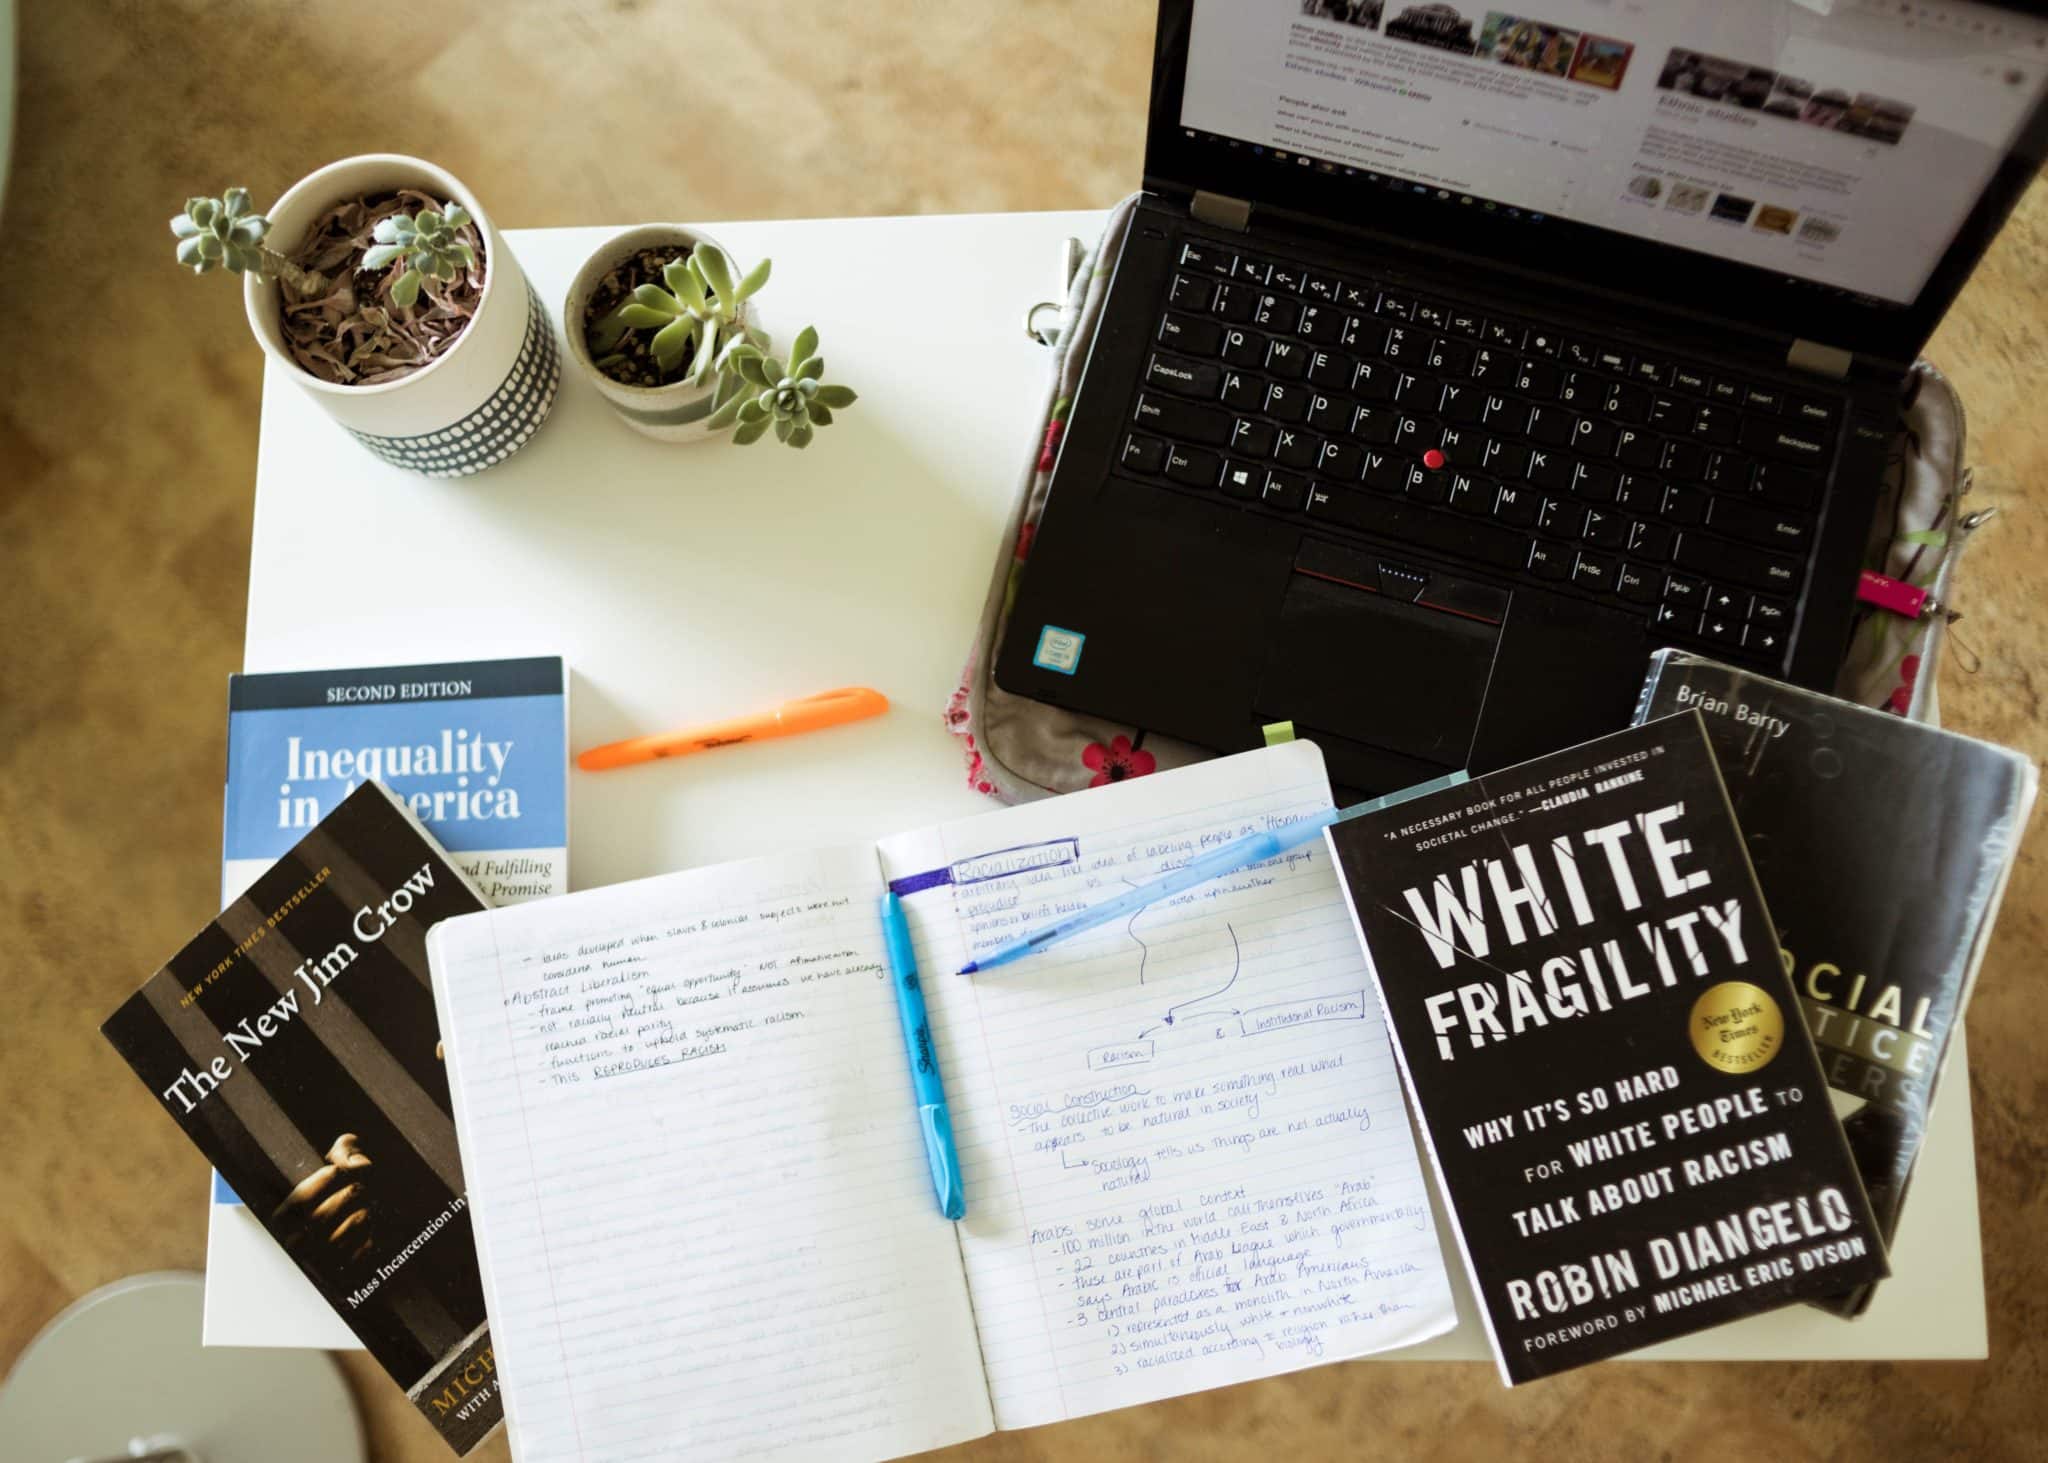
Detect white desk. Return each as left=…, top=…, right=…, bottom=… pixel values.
left=244, top=212, right=1986, bottom=1366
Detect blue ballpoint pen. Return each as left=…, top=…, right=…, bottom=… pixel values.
left=957, top=768, right=1468, bottom=975
left=882, top=891, right=967, bottom=1220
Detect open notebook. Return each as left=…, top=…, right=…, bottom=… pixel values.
left=428, top=742, right=1454, bottom=1461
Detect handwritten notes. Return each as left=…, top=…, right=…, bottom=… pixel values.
left=879, top=742, right=1454, bottom=1428
left=429, top=847, right=991, bottom=1462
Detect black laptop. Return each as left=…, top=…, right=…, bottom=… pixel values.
left=996, top=0, right=2048, bottom=795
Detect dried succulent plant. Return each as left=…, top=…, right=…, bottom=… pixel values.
left=595, top=242, right=771, bottom=387
left=707, top=326, right=857, bottom=448
left=363, top=204, right=479, bottom=310
left=169, top=188, right=326, bottom=297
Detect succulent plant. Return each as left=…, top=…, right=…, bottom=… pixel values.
left=363, top=203, right=479, bottom=310
left=601, top=242, right=772, bottom=387
left=707, top=326, right=857, bottom=448
left=169, top=188, right=326, bottom=297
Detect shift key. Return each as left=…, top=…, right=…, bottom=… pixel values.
left=1133, top=391, right=1235, bottom=445
left=1675, top=532, right=1801, bottom=593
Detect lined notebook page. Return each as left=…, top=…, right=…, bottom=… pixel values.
left=877, top=744, right=1455, bottom=1430
left=428, top=846, right=992, bottom=1462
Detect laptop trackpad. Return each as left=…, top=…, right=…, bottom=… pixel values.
left=1255, top=556, right=1502, bottom=771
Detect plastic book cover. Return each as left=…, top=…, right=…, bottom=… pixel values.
left=1635, top=649, right=2037, bottom=1315
left=1327, top=713, right=1887, bottom=1383
left=210, top=654, right=567, bottom=1346
left=103, top=783, right=503, bottom=1454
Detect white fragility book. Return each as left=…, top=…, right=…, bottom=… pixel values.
left=428, top=743, right=1454, bottom=1462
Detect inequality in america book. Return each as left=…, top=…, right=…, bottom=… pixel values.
left=211, top=654, right=567, bottom=1347
left=103, top=782, right=502, bottom=1454
left=1327, top=712, right=1887, bottom=1383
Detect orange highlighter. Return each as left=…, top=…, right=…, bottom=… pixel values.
left=576, top=686, right=890, bottom=771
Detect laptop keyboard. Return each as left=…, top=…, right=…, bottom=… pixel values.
left=1118, top=237, right=1846, bottom=662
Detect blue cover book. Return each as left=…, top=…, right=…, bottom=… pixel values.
left=208, top=654, right=568, bottom=1346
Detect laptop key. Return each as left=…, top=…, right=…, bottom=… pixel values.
left=1306, top=350, right=1355, bottom=389
left=1744, top=622, right=1785, bottom=656
left=1319, top=440, right=1365, bottom=480
left=1615, top=428, right=1660, bottom=469
left=1145, top=352, right=1222, bottom=399
left=1120, top=433, right=1167, bottom=474
left=1528, top=541, right=1573, bottom=580
left=1265, top=381, right=1311, bottom=421
left=1230, top=417, right=1275, bottom=457
left=1220, top=458, right=1264, bottom=498
left=1615, top=473, right=1662, bottom=514
left=1707, top=495, right=1813, bottom=551
left=1351, top=360, right=1395, bottom=400
left=1654, top=603, right=1702, bottom=637
left=1269, top=263, right=1306, bottom=294
left=1221, top=371, right=1264, bottom=411
left=1514, top=359, right=1563, bottom=397
left=1165, top=444, right=1223, bottom=487
left=1428, top=339, right=1474, bottom=374
left=1493, top=483, right=1538, bottom=526
left=1168, top=274, right=1212, bottom=310
left=1571, top=417, right=1618, bottom=457
left=1273, top=427, right=1320, bottom=468
left=1159, top=313, right=1225, bottom=356
left=1350, top=405, right=1398, bottom=445
left=1737, top=416, right=1832, bottom=464
left=1338, top=282, right=1375, bottom=310
left=1741, top=385, right=1783, bottom=413
left=1394, top=371, right=1441, bottom=408
left=1299, top=304, right=1343, bottom=344
left=1747, top=594, right=1791, bottom=627
left=1703, top=584, right=1741, bottom=616
left=1628, top=519, right=1676, bottom=561
left=1435, top=426, right=1482, bottom=465
left=1448, top=472, right=1491, bottom=514
left=1438, top=383, right=1483, bottom=423
left=1469, top=350, right=1512, bottom=388
left=1383, top=326, right=1426, bottom=365
left=1448, top=310, right=1483, bottom=338
left=1405, top=462, right=1449, bottom=505
left=1484, top=321, right=1518, bottom=346
left=1306, top=392, right=1352, bottom=433
left=1663, top=573, right=1708, bottom=608
left=1572, top=461, right=1620, bottom=502
left=1263, top=469, right=1310, bottom=511
left=1674, top=533, right=1802, bottom=594
left=1573, top=551, right=1619, bottom=592
left=1752, top=462, right=1823, bottom=509
left=1252, top=293, right=1290, bottom=330
left=1360, top=449, right=1406, bottom=491
left=1527, top=408, right=1573, bottom=446
left=1133, top=392, right=1234, bottom=445
left=1601, top=381, right=1652, bottom=424
left=1376, top=292, right=1416, bottom=320
left=1302, top=274, right=1342, bottom=304
left=1484, top=439, right=1532, bottom=478
left=1522, top=328, right=1564, bottom=357
left=1616, top=562, right=1660, bottom=602
left=1413, top=301, right=1451, bottom=331
left=1662, top=484, right=1709, bottom=526
left=1660, top=438, right=1707, bottom=480
left=1699, top=612, right=1743, bottom=647
left=1267, top=339, right=1310, bottom=379
left=1211, top=283, right=1258, bottom=323
left=1703, top=450, right=1755, bottom=490
left=1221, top=328, right=1265, bottom=366
left=1524, top=448, right=1571, bottom=490
left=1580, top=508, right=1626, bottom=549
left=1785, top=394, right=1839, bottom=428
left=1670, top=365, right=1711, bottom=395
left=1690, top=404, right=1738, bottom=445
left=1180, top=242, right=1237, bottom=276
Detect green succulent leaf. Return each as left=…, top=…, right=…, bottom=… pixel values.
left=774, top=416, right=794, bottom=442
left=696, top=244, right=735, bottom=310
left=361, top=242, right=404, bottom=271
left=794, top=355, right=824, bottom=382
left=733, top=416, right=772, bottom=445
left=630, top=283, right=680, bottom=317
left=170, top=213, right=201, bottom=239
left=736, top=352, right=772, bottom=389
left=736, top=398, right=769, bottom=423
left=735, top=257, right=771, bottom=301
left=589, top=308, right=631, bottom=354
left=813, top=384, right=857, bottom=409
left=707, top=394, right=746, bottom=430
left=788, top=420, right=814, bottom=449
left=175, top=235, right=205, bottom=268
left=617, top=303, right=673, bottom=330
left=390, top=268, right=423, bottom=309
left=787, top=326, right=819, bottom=372
left=808, top=403, right=834, bottom=427
left=651, top=316, right=697, bottom=369
left=661, top=258, right=694, bottom=297
left=372, top=216, right=405, bottom=245
left=444, top=204, right=471, bottom=230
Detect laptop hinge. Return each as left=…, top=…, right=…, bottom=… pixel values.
left=1190, top=191, right=1252, bottom=232
left=1786, top=338, right=1853, bottom=380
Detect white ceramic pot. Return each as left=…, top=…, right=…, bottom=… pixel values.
left=243, top=154, right=559, bottom=477
left=562, top=224, right=758, bottom=444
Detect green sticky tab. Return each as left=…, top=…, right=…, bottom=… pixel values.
left=1262, top=720, right=1296, bottom=746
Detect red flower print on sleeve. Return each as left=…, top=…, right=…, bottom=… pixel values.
left=1081, top=734, right=1156, bottom=787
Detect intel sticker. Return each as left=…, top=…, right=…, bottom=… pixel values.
left=1033, top=625, right=1086, bottom=675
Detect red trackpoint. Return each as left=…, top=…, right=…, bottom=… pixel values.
left=1422, top=448, right=1447, bottom=469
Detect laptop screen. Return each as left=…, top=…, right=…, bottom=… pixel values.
left=1178, top=0, right=2048, bottom=308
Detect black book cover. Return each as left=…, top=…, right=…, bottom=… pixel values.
left=1636, top=650, right=2037, bottom=1315
left=101, top=782, right=503, bottom=1453
left=1327, top=713, right=1886, bottom=1383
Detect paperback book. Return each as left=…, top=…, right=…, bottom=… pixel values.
left=1636, top=650, right=2037, bottom=1314
left=104, top=783, right=502, bottom=1455
left=1327, top=712, right=1887, bottom=1383
left=211, top=654, right=567, bottom=1347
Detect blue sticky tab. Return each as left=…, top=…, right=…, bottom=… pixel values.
left=1032, top=625, right=1086, bottom=675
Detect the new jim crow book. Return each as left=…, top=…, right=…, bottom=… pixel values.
left=1327, top=713, right=1886, bottom=1384
left=102, top=783, right=503, bottom=1454
left=1637, top=650, right=2037, bottom=1315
